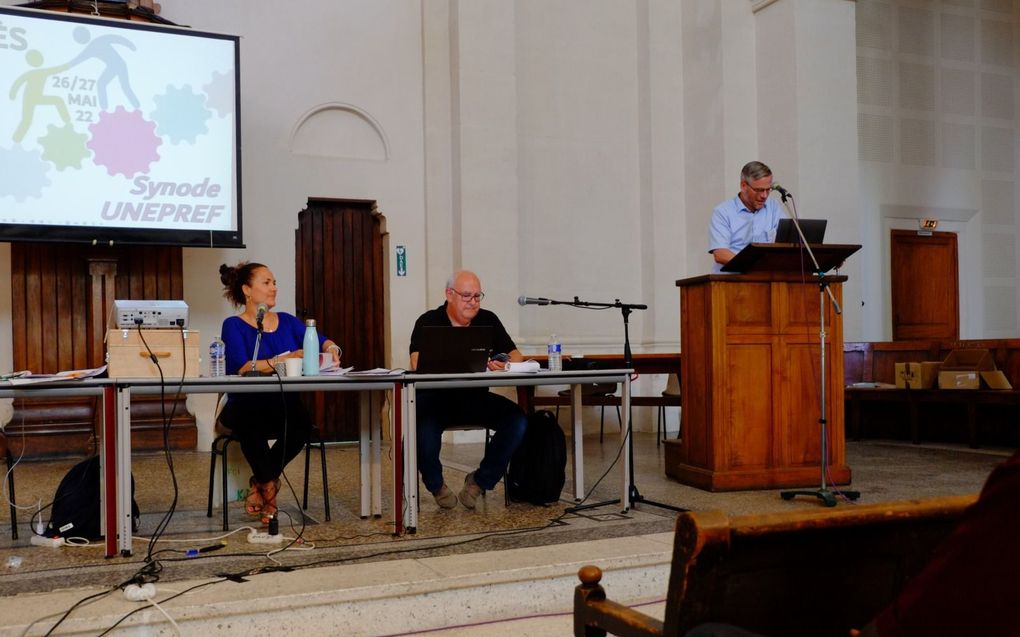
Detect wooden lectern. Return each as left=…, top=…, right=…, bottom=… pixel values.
left=664, top=243, right=861, bottom=491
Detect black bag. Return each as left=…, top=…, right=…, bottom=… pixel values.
left=45, top=456, right=140, bottom=540
left=507, top=409, right=567, bottom=505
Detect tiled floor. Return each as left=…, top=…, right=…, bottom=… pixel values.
left=0, top=432, right=1007, bottom=590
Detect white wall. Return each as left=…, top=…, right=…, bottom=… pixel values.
left=856, top=0, right=1020, bottom=340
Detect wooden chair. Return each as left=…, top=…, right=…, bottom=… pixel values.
left=1, top=431, right=16, bottom=540
left=574, top=495, right=974, bottom=637
left=556, top=385, right=621, bottom=443
left=206, top=395, right=331, bottom=530
left=655, top=373, right=681, bottom=446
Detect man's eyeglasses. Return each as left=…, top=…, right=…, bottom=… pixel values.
left=449, top=288, right=485, bottom=302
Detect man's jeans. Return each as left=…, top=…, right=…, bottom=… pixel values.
left=416, top=389, right=528, bottom=493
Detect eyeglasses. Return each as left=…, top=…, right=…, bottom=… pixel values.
left=448, top=288, right=484, bottom=302
left=744, top=182, right=772, bottom=196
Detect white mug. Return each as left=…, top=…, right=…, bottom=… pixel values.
left=284, top=357, right=303, bottom=377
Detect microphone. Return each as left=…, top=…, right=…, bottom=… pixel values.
left=518, top=296, right=551, bottom=306
left=255, top=303, right=268, bottom=330
left=245, top=304, right=269, bottom=376
left=771, top=183, right=791, bottom=200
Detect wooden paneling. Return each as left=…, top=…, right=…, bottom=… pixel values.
left=725, top=344, right=772, bottom=469
left=891, top=230, right=959, bottom=340
left=296, top=199, right=386, bottom=442
left=8, top=243, right=195, bottom=458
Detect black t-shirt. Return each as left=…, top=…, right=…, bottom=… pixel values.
left=409, top=303, right=517, bottom=357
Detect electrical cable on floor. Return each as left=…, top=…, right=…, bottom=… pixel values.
left=20, top=585, right=117, bottom=637
left=375, top=595, right=669, bottom=637
left=144, top=596, right=182, bottom=636
left=94, top=578, right=224, bottom=637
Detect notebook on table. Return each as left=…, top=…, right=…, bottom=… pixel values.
left=414, top=326, right=493, bottom=373
left=775, top=218, right=827, bottom=244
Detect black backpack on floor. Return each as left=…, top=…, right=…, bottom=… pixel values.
left=45, top=456, right=140, bottom=540
left=507, top=409, right=567, bottom=505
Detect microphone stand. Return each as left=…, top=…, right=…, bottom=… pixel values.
left=243, top=318, right=266, bottom=377
left=775, top=191, right=860, bottom=507
left=547, top=297, right=686, bottom=515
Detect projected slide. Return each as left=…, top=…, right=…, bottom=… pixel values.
left=0, top=8, right=239, bottom=237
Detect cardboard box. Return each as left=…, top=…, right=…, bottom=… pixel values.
left=106, top=328, right=201, bottom=378
left=980, top=370, right=1013, bottom=390
left=895, top=361, right=940, bottom=389
left=937, top=349, right=995, bottom=390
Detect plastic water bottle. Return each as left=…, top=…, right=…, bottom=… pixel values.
left=302, top=319, right=319, bottom=376
left=547, top=334, right=562, bottom=372
left=209, top=336, right=225, bottom=377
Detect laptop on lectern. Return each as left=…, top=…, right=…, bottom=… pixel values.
left=414, top=326, right=493, bottom=373
left=775, top=218, right=827, bottom=244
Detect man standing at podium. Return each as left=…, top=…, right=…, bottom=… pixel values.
left=708, top=160, right=784, bottom=272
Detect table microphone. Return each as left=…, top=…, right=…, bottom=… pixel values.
left=244, top=304, right=270, bottom=376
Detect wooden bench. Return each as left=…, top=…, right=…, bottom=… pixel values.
left=843, top=340, right=1020, bottom=447
left=573, top=495, right=974, bottom=637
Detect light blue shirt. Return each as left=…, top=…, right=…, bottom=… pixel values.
left=707, top=195, right=784, bottom=272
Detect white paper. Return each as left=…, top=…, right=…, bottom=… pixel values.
left=7, top=365, right=108, bottom=385
left=504, top=361, right=541, bottom=373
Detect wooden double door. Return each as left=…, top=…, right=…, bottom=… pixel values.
left=295, top=198, right=387, bottom=442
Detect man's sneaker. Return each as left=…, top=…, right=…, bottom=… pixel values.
left=459, top=472, right=483, bottom=509
left=432, top=484, right=458, bottom=509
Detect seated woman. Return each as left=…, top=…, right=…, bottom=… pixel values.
left=218, top=261, right=341, bottom=523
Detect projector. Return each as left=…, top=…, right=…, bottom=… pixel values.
left=113, top=300, right=189, bottom=329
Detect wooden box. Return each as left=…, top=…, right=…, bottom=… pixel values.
left=106, top=329, right=201, bottom=378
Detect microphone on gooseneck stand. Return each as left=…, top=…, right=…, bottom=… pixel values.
left=518, top=296, right=551, bottom=306
left=771, top=183, right=791, bottom=202
left=244, top=304, right=269, bottom=377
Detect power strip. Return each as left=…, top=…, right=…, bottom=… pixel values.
left=30, top=535, right=65, bottom=547
left=124, top=583, right=156, bottom=601
left=247, top=530, right=284, bottom=544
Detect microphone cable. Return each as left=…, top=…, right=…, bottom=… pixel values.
left=134, top=323, right=188, bottom=564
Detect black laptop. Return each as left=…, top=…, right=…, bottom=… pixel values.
left=415, top=326, right=493, bottom=373
left=775, top=218, right=827, bottom=244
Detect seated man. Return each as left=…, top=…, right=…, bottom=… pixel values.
left=409, top=270, right=527, bottom=509
left=708, top=160, right=783, bottom=272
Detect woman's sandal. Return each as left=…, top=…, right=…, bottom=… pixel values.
left=260, top=479, right=281, bottom=524
left=244, top=476, right=264, bottom=516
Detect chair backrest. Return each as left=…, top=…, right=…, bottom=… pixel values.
left=660, top=495, right=974, bottom=636
left=663, top=372, right=680, bottom=396
left=213, top=393, right=231, bottom=435
left=563, top=358, right=618, bottom=395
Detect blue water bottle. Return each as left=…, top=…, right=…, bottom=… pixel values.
left=302, top=319, right=319, bottom=376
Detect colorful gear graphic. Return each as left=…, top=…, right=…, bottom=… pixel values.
left=203, top=70, right=235, bottom=119
left=39, top=124, right=90, bottom=171
left=87, top=107, right=161, bottom=177
left=0, top=145, right=51, bottom=202
left=152, top=84, right=212, bottom=144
